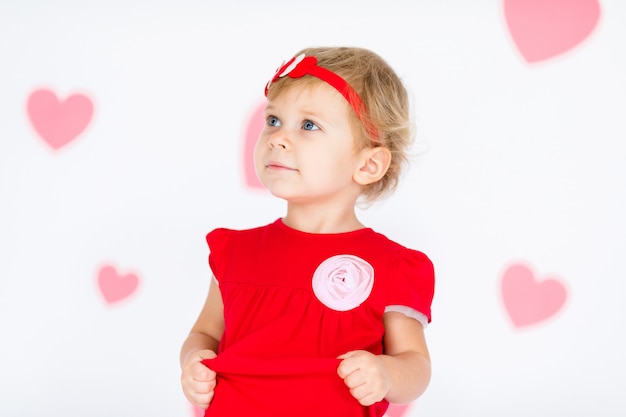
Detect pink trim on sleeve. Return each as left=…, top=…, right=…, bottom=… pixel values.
left=384, top=305, right=429, bottom=328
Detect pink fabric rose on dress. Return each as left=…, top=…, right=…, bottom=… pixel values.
left=312, top=255, right=374, bottom=311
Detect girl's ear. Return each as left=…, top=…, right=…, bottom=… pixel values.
left=353, top=146, right=392, bottom=185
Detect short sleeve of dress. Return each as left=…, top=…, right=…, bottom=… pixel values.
left=206, top=228, right=232, bottom=282
left=384, top=248, right=435, bottom=326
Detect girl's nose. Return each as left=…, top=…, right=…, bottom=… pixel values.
left=268, top=130, right=288, bottom=149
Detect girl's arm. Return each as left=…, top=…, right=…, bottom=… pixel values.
left=379, top=311, right=431, bottom=403
left=180, top=278, right=225, bottom=408
left=180, top=277, right=225, bottom=364
left=337, top=311, right=431, bottom=405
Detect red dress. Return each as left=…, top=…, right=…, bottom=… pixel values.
left=202, top=219, right=435, bottom=417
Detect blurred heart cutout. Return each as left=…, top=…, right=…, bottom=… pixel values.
left=242, top=100, right=266, bottom=189
left=500, top=263, right=567, bottom=328
left=190, top=404, right=204, bottom=417
left=97, top=265, right=139, bottom=304
left=503, top=0, right=601, bottom=63
left=27, top=88, right=94, bottom=150
left=385, top=403, right=411, bottom=417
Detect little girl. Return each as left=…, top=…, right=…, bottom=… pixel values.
left=180, top=46, right=435, bottom=417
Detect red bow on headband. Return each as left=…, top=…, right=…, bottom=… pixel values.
left=264, top=53, right=379, bottom=141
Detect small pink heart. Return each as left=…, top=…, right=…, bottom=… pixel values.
left=26, top=88, right=94, bottom=150
left=97, top=265, right=139, bottom=304
left=190, top=404, right=204, bottom=417
left=385, top=403, right=411, bottom=417
left=503, top=0, right=601, bottom=63
left=242, top=100, right=266, bottom=189
left=500, top=263, right=567, bottom=328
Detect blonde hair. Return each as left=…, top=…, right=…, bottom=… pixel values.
left=266, top=46, right=414, bottom=203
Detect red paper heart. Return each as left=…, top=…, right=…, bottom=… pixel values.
left=97, top=265, right=139, bottom=304
left=501, top=263, right=567, bottom=327
left=26, top=88, right=94, bottom=150
left=503, top=0, right=601, bottom=63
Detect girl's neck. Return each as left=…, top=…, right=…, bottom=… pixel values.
left=282, top=204, right=365, bottom=234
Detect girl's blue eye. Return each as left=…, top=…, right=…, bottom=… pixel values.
left=302, top=120, right=319, bottom=131
left=267, top=116, right=281, bottom=127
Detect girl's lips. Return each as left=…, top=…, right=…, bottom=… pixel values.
left=266, top=161, right=296, bottom=171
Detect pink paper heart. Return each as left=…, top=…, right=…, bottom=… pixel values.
left=97, top=265, right=139, bottom=304
left=242, top=100, right=266, bottom=189
left=385, top=403, right=411, bottom=417
left=500, top=263, right=567, bottom=328
left=503, top=0, right=601, bottom=63
left=190, top=404, right=204, bottom=417
left=26, top=88, right=94, bottom=150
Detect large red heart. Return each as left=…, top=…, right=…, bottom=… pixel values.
left=500, top=263, right=567, bottom=327
left=503, top=0, right=601, bottom=63
left=26, top=88, right=94, bottom=150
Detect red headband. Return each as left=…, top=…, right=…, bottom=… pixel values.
left=264, top=53, right=378, bottom=141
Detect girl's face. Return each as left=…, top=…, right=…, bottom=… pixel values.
left=254, top=82, right=367, bottom=206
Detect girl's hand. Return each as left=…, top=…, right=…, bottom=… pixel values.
left=337, top=350, right=391, bottom=406
left=180, top=349, right=218, bottom=409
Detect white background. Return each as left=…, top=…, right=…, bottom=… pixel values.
left=1, top=1, right=625, bottom=416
